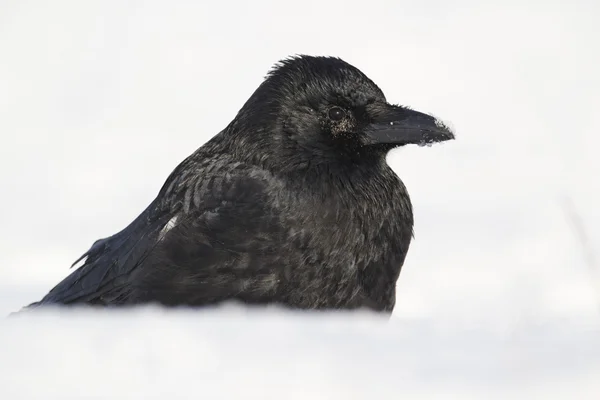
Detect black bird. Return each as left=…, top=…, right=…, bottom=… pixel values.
left=25, top=55, right=454, bottom=313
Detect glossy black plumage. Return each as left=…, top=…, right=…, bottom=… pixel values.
left=25, top=55, right=454, bottom=313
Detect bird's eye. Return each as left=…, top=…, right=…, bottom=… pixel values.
left=328, top=107, right=346, bottom=121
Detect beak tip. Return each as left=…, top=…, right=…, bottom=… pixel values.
left=417, top=127, right=455, bottom=147
left=433, top=118, right=456, bottom=140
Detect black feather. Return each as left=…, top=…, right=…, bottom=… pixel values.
left=22, top=55, right=453, bottom=314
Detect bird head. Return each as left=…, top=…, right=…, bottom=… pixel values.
left=227, top=55, right=454, bottom=170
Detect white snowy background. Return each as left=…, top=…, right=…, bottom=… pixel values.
left=1, top=0, right=599, bottom=398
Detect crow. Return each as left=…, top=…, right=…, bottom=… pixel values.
left=24, top=55, right=454, bottom=313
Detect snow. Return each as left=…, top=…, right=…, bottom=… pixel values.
left=1, top=0, right=600, bottom=398
left=2, top=305, right=600, bottom=399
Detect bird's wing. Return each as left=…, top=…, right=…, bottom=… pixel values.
left=28, top=157, right=280, bottom=308
left=28, top=200, right=176, bottom=306
left=125, top=166, right=285, bottom=307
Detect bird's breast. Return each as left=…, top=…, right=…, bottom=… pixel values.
left=283, top=181, right=412, bottom=268
left=273, top=185, right=412, bottom=310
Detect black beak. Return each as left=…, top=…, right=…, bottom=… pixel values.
left=363, top=103, right=455, bottom=146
